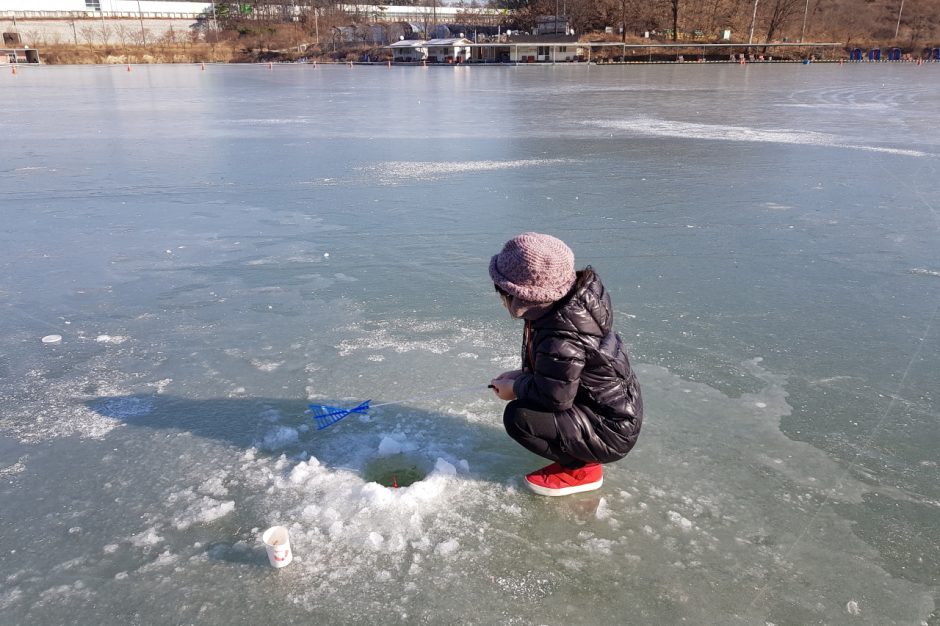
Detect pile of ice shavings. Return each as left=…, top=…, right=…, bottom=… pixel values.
left=239, top=444, right=518, bottom=593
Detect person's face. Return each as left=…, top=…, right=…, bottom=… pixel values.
left=495, top=285, right=512, bottom=312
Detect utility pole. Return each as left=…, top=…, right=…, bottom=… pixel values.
left=748, top=0, right=759, bottom=45
left=800, top=0, right=809, bottom=42
left=894, top=0, right=904, bottom=39
left=136, top=0, right=145, bottom=44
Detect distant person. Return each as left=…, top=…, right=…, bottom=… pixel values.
left=488, top=233, right=643, bottom=496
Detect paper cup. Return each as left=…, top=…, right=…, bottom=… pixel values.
left=261, top=526, right=292, bottom=568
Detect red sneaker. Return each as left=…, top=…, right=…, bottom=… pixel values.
left=524, top=462, right=603, bottom=496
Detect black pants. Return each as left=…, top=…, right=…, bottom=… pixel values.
left=503, top=400, right=587, bottom=469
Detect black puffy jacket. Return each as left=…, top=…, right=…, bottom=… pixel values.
left=511, top=269, right=643, bottom=463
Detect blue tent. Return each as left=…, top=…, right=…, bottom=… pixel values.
left=867, top=48, right=881, bottom=61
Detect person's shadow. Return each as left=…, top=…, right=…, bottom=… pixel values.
left=85, top=393, right=603, bottom=567
left=87, top=392, right=520, bottom=489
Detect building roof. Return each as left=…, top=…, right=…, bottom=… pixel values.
left=506, top=34, right=580, bottom=44
left=425, top=38, right=473, bottom=46
left=390, top=40, right=427, bottom=48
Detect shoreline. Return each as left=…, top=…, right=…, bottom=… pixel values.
left=8, top=58, right=938, bottom=67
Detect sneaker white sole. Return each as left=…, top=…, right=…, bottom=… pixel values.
left=525, top=476, right=603, bottom=497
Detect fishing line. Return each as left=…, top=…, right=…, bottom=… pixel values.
left=369, top=384, right=490, bottom=409
left=309, top=384, right=491, bottom=430
left=3, top=302, right=72, bottom=334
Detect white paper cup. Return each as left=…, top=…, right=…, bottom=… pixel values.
left=261, top=526, right=293, bottom=568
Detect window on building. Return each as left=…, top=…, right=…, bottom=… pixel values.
left=86, top=0, right=102, bottom=10
left=559, top=47, right=567, bottom=52
left=537, top=46, right=549, bottom=56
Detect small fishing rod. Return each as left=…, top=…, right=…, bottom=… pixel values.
left=308, top=384, right=492, bottom=430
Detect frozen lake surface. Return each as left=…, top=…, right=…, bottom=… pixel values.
left=1, top=63, right=938, bottom=625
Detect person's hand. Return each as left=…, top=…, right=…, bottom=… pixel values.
left=489, top=378, right=517, bottom=401
left=493, top=369, right=523, bottom=382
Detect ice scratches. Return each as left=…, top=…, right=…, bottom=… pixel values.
left=0, top=587, right=23, bottom=611
left=585, top=118, right=930, bottom=157
left=357, top=159, right=569, bottom=185
left=0, top=366, right=143, bottom=443
left=647, top=357, right=872, bottom=503
left=621, top=359, right=936, bottom=623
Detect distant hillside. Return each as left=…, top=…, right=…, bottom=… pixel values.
left=500, top=0, right=939, bottom=48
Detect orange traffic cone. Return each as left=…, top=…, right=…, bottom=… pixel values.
left=127, top=63, right=132, bottom=71
left=11, top=64, right=16, bottom=75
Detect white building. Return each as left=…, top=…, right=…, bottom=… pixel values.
left=0, top=1, right=213, bottom=16
left=424, top=37, right=471, bottom=63
left=390, top=39, right=427, bottom=62
left=0, top=2, right=501, bottom=23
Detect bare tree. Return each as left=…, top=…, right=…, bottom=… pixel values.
left=899, top=0, right=938, bottom=45
left=133, top=27, right=151, bottom=47
left=98, top=22, right=113, bottom=46
left=20, top=28, right=42, bottom=47
left=80, top=25, right=98, bottom=48
left=114, top=22, right=131, bottom=49
left=762, top=0, right=803, bottom=42
left=670, top=0, right=680, bottom=40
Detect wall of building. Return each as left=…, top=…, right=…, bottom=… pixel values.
left=0, top=1, right=212, bottom=16
left=1, top=17, right=201, bottom=45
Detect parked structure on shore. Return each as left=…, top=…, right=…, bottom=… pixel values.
left=1, top=46, right=39, bottom=63
left=386, top=41, right=849, bottom=65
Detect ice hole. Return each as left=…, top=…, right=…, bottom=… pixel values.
left=363, top=453, right=431, bottom=488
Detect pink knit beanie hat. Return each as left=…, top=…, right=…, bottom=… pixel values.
left=489, top=232, right=577, bottom=303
